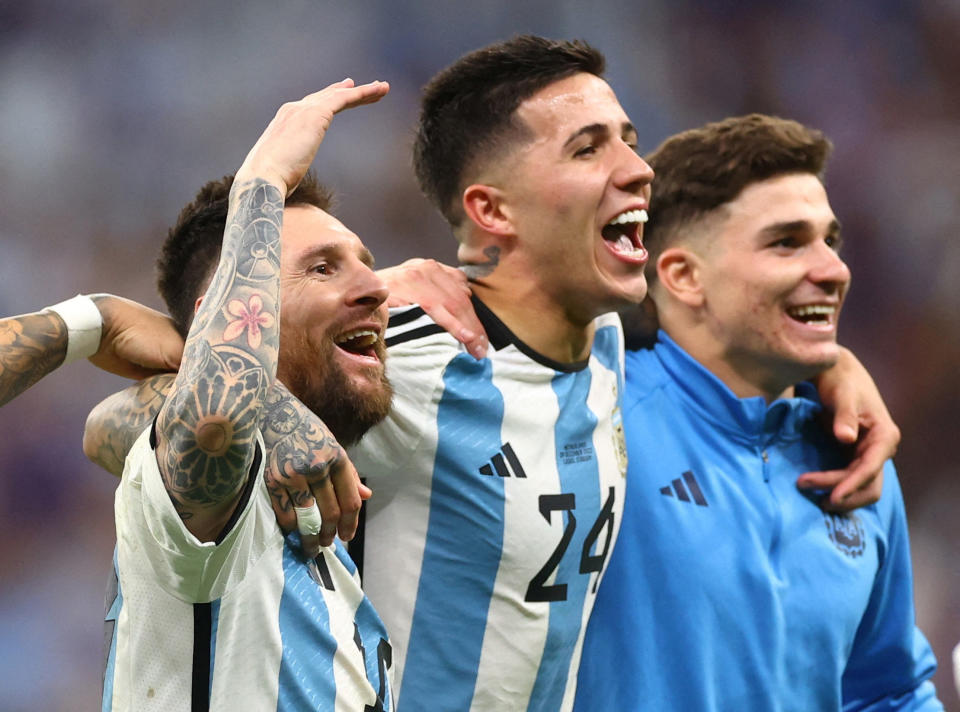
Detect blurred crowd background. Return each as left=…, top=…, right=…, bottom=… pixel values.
left=0, top=0, right=957, bottom=709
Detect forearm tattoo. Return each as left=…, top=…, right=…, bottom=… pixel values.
left=86, top=374, right=174, bottom=476
left=460, top=246, right=501, bottom=281
left=262, top=382, right=344, bottom=513
left=0, top=312, right=67, bottom=407
left=157, top=178, right=284, bottom=514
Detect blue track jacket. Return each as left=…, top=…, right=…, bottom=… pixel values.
left=575, top=331, right=941, bottom=711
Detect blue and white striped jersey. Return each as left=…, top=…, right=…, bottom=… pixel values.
left=350, top=299, right=626, bottom=712
left=105, top=425, right=393, bottom=712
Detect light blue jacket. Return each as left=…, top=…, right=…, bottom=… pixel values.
left=575, top=331, right=940, bottom=711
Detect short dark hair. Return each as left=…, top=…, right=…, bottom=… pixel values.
left=643, top=114, right=833, bottom=272
left=413, top=35, right=606, bottom=227
left=157, top=172, right=334, bottom=338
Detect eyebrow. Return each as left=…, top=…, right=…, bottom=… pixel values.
left=760, top=218, right=842, bottom=238
left=563, top=121, right=638, bottom=149
left=359, top=247, right=375, bottom=269
left=295, top=242, right=376, bottom=269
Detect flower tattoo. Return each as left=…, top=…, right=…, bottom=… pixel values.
left=223, top=295, right=275, bottom=349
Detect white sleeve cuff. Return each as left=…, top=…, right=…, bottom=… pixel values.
left=46, top=294, right=103, bottom=365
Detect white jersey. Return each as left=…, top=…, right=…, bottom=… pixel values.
left=350, top=300, right=626, bottom=711
left=104, top=425, right=393, bottom=711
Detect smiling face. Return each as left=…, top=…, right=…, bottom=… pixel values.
left=495, top=72, right=654, bottom=323
left=275, top=205, right=392, bottom=445
left=691, top=173, right=851, bottom=399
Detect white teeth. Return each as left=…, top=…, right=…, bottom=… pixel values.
left=788, top=305, right=836, bottom=324
left=789, top=305, right=835, bottom=317
left=606, top=209, right=648, bottom=226
left=335, top=329, right=378, bottom=347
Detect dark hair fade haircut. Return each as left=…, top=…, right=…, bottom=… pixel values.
left=157, top=172, right=334, bottom=338
left=642, top=114, right=833, bottom=270
left=413, top=35, right=606, bottom=227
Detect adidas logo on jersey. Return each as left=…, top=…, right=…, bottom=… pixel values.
left=479, top=442, right=527, bottom=478
left=659, top=470, right=708, bottom=507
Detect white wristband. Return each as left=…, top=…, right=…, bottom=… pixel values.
left=46, top=294, right=103, bottom=365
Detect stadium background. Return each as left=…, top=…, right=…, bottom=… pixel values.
left=0, top=1, right=957, bottom=708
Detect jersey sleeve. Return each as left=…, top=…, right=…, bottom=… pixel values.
left=115, top=425, right=276, bottom=603
left=840, top=462, right=943, bottom=711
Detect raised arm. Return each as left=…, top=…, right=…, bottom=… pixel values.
left=153, top=79, right=389, bottom=541
left=0, top=294, right=181, bottom=408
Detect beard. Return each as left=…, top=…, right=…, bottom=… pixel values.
left=278, top=329, right=393, bottom=447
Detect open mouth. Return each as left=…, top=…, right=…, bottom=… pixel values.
left=602, top=209, right=648, bottom=260
left=334, top=328, right=382, bottom=360
left=786, top=304, right=836, bottom=326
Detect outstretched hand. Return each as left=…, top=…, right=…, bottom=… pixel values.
left=89, top=294, right=183, bottom=379
left=236, top=78, right=390, bottom=196
left=797, top=347, right=900, bottom=511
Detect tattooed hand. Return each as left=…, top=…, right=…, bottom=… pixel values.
left=261, top=382, right=369, bottom=556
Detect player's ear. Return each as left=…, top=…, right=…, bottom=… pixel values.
left=657, top=247, right=704, bottom=308
left=462, top=184, right=514, bottom=237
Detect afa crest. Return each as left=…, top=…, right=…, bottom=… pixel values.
left=611, top=406, right=627, bottom=478
left=823, top=512, right=866, bottom=558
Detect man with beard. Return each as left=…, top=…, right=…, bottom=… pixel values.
left=83, top=78, right=397, bottom=710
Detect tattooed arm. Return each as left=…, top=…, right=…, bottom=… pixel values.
left=84, top=374, right=176, bottom=476
left=85, top=374, right=356, bottom=556
left=153, top=174, right=284, bottom=540
left=0, top=311, right=67, bottom=408
left=0, top=295, right=181, bottom=408
left=153, top=79, right=389, bottom=541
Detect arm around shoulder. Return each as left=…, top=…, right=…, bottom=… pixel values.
left=84, top=373, right=175, bottom=477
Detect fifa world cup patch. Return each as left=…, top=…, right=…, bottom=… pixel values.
left=823, top=512, right=866, bottom=558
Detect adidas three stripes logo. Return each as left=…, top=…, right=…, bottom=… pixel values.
left=660, top=470, right=708, bottom=507
left=479, top=442, right=527, bottom=478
